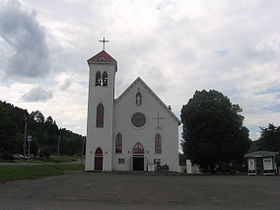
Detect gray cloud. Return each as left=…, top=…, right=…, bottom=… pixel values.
left=60, top=78, right=72, bottom=91
left=0, top=0, right=279, bottom=138
left=0, top=0, right=50, bottom=79
left=215, top=50, right=229, bottom=56
left=22, top=86, right=53, bottom=102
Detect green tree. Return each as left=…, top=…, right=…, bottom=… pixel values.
left=181, top=90, right=251, bottom=172
left=30, top=110, right=45, bottom=123
left=0, top=103, right=16, bottom=157
left=0, top=100, right=85, bottom=157
left=257, top=124, right=280, bottom=152
left=38, top=145, right=51, bottom=160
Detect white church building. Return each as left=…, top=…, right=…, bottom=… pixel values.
left=85, top=49, right=180, bottom=172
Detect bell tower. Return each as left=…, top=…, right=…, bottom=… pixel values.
left=85, top=49, right=117, bottom=171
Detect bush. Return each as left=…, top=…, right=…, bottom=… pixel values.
left=38, top=146, right=51, bottom=160
left=1, top=153, right=15, bottom=160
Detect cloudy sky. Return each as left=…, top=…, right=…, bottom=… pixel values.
left=0, top=0, right=279, bottom=140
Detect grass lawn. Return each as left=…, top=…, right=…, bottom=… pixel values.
left=48, top=155, right=79, bottom=163
left=0, top=159, right=14, bottom=163
left=15, top=159, right=47, bottom=164
left=13, top=155, right=80, bottom=164
left=0, top=164, right=83, bottom=183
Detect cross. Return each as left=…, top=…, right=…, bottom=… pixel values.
left=99, top=37, right=109, bottom=50
left=153, top=112, right=165, bottom=130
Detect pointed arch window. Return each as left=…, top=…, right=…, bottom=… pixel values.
left=136, top=92, right=142, bottom=105
left=155, top=133, right=161, bottom=154
left=95, top=71, right=101, bottom=86
left=95, top=147, right=103, bottom=155
left=115, top=133, right=122, bottom=153
left=96, top=103, right=104, bottom=127
left=102, top=72, right=108, bottom=86
left=132, top=142, right=144, bottom=154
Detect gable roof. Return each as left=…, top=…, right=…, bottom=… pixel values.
left=87, top=50, right=117, bottom=63
left=115, top=77, right=181, bottom=125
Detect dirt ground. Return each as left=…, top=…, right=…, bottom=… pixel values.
left=0, top=172, right=279, bottom=210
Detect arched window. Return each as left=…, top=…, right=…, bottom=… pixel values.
left=155, top=133, right=161, bottom=154
left=95, top=147, right=103, bottom=155
left=102, top=72, right=108, bottom=87
left=115, top=133, right=122, bottom=153
left=132, top=142, right=144, bottom=154
left=95, top=71, right=101, bottom=86
left=96, top=103, right=104, bottom=127
left=136, top=92, right=142, bottom=105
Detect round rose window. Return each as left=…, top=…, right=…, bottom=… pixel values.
left=131, top=112, right=146, bottom=128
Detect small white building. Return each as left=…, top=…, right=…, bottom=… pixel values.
left=245, top=151, right=278, bottom=176
left=85, top=50, right=180, bottom=172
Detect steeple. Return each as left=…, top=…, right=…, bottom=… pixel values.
left=85, top=47, right=117, bottom=172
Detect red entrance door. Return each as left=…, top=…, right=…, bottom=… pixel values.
left=94, top=148, right=103, bottom=171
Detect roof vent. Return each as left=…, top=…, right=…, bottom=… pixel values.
left=168, top=105, right=172, bottom=110
left=98, top=57, right=106, bottom=61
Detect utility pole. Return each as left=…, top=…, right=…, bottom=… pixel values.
left=27, top=136, right=32, bottom=158
left=80, top=137, right=85, bottom=165
left=57, top=135, right=60, bottom=156
left=28, top=138, right=30, bottom=158
left=23, top=118, right=27, bottom=157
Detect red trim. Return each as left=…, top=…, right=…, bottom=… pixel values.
left=95, top=147, right=103, bottom=155
left=88, top=50, right=117, bottom=63
left=115, top=133, right=122, bottom=153
left=133, top=143, right=144, bottom=154
left=155, top=133, right=161, bottom=154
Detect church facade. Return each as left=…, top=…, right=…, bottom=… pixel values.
left=85, top=50, right=180, bottom=172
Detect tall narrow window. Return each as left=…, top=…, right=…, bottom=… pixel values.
left=155, top=133, right=161, bottom=154
left=115, top=133, right=122, bottom=153
left=95, top=71, right=101, bottom=86
left=102, top=72, right=108, bottom=87
left=96, top=103, right=104, bottom=127
left=136, top=92, right=142, bottom=105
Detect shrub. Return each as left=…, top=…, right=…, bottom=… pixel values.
left=1, top=153, right=15, bottom=160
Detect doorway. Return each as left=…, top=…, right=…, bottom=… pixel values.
left=94, top=147, right=103, bottom=171
left=132, top=142, right=145, bottom=171
left=133, top=156, right=144, bottom=171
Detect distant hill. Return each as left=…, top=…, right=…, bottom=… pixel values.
left=0, top=100, right=85, bottom=158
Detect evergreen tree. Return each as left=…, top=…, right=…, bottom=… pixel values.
left=0, top=100, right=85, bottom=157
left=257, top=124, right=280, bottom=152
left=0, top=102, right=16, bottom=157
left=31, top=110, right=45, bottom=123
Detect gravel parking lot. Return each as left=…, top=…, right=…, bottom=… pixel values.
left=0, top=172, right=279, bottom=210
